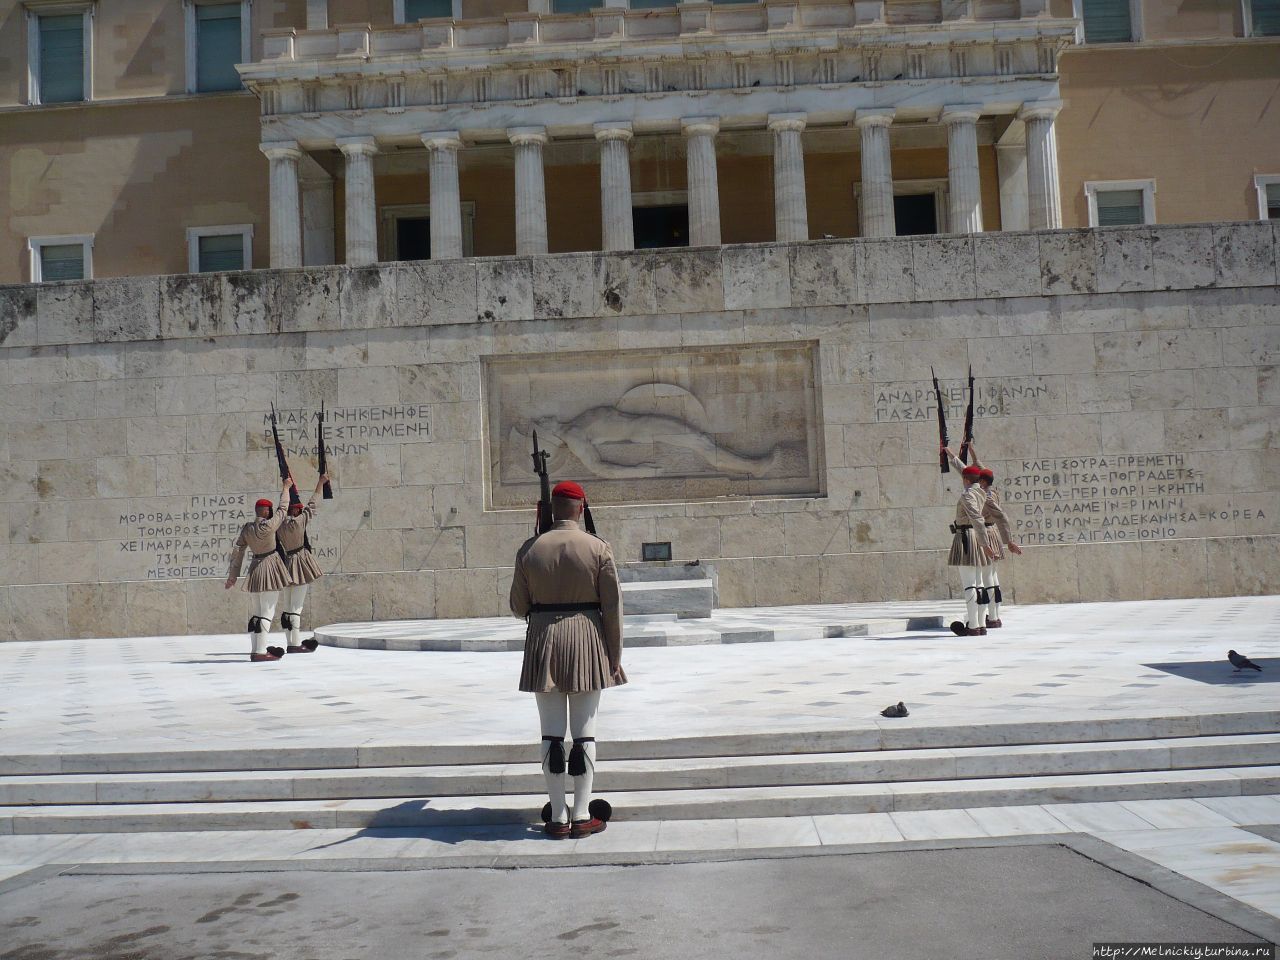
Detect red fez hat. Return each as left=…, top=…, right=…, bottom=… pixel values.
left=255, top=498, right=273, bottom=510
left=979, top=468, right=995, bottom=482
left=961, top=465, right=983, bottom=480
left=552, top=480, right=586, bottom=501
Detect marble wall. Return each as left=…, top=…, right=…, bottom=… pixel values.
left=0, top=222, right=1276, bottom=639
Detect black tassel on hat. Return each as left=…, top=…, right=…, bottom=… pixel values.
left=583, top=502, right=596, bottom=535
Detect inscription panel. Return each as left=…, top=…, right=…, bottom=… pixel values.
left=485, top=342, right=824, bottom=507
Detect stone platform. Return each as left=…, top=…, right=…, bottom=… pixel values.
left=313, top=600, right=947, bottom=651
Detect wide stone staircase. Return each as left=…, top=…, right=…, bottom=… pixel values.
left=3, top=711, right=1278, bottom=835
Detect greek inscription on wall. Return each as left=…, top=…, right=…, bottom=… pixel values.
left=874, top=381, right=1053, bottom=422
left=1003, top=455, right=1266, bottom=544
left=263, top=405, right=431, bottom=458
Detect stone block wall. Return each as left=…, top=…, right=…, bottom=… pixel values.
left=0, top=222, right=1277, bottom=640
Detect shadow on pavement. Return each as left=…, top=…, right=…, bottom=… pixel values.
left=1143, top=659, right=1278, bottom=685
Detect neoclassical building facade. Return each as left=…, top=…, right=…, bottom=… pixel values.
left=0, top=0, right=1277, bottom=281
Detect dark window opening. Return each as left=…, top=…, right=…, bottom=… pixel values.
left=894, top=194, right=938, bottom=236
left=633, top=204, right=689, bottom=250
left=396, top=217, right=432, bottom=262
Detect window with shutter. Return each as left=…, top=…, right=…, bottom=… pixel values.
left=1095, top=189, right=1145, bottom=226
left=1081, top=0, right=1132, bottom=42
left=196, top=3, right=242, bottom=93
left=1266, top=183, right=1280, bottom=220
left=39, top=244, right=86, bottom=281
left=197, top=234, right=245, bottom=272
left=38, top=14, right=84, bottom=104
left=1252, top=0, right=1280, bottom=35
left=405, top=0, right=453, bottom=18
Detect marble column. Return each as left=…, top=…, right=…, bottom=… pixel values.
left=421, top=131, right=464, bottom=260
left=941, top=105, right=983, bottom=234
left=855, top=108, right=896, bottom=238
left=768, top=113, right=808, bottom=242
left=336, top=136, right=378, bottom=265
left=1019, top=99, right=1063, bottom=230
left=681, top=117, right=721, bottom=247
left=260, top=141, right=303, bottom=268
left=595, top=122, right=634, bottom=252
left=996, top=140, right=1029, bottom=232
left=508, top=126, right=548, bottom=256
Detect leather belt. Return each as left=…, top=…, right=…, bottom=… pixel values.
left=529, top=602, right=602, bottom=614
left=285, top=546, right=307, bottom=557
left=949, top=523, right=972, bottom=533
left=252, top=550, right=277, bottom=560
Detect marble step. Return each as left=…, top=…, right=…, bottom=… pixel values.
left=4, top=766, right=1279, bottom=835
left=3, top=734, right=1279, bottom=806
left=8, top=710, right=1277, bottom=776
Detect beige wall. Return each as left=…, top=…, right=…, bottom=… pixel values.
left=0, top=225, right=1276, bottom=640
left=0, top=95, right=270, bottom=281
left=1057, top=43, right=1280, bottom=228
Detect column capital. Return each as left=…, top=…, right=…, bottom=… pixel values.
left=854, top=108, right=895, bottom=129
left=767, top=112, right=806, bottom=134
left=1018, top=99, right=1063, bottom=122
left=681, top=116, right=720, bottom=138
left=507, top=126, right=547, bottom=147
left=421, top=131, right=463, bottom=152
left=940, top=105, right=983, bottom=125
left=594, top=121, right=633, bottom=143
left=336, top=135, right=378, bottom=157
left=260, top=140, right=302, bottom=162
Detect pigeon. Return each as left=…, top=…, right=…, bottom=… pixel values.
left=1228, top=650, right=1262, bottom=672
left=881, top=701, right=909, bottom=718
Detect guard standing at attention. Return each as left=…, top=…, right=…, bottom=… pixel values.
left=225, top=478, right=295, bottom=662
left=510, top=480, right=625, bottom=839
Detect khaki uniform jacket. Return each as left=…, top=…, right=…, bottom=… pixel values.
left=983, top=488, right=1013, bottom=545
left=277, top=500, right=324, bottom=585
left=947, top=484, right=994, bottom=568
left=227, top=498, right=291, bottom=592
left=511, top=520, right=625, bottom=693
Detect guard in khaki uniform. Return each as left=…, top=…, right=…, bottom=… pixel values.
left=510, top=480, right=625, bottom=839
left=276, top=474, right=328, bottom=654
left=943, top=449, right=995, bottom=637
left=966, top=444, right=1022, bottom=628
left=225, top=479, right=294, bottom=662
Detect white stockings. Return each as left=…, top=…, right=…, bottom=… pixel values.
left=535, top=690, right=601, bottom=824
left=280, top=583, right=309, bottom=648
left=250, top=591, right=280, bottom=654
left=981, top=565, right=1001, bottom=623
left=960, top=566, right=980, bottom=629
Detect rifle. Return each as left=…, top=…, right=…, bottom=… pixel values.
left=958, top=365, right=975, bottom=465
left=531, top=430, right=552, bottom=535
left=317, top=401, right=333, bottom=500
left=270, top=404, right=302, bottom=508
left=931, top=367, right=949, bottom=475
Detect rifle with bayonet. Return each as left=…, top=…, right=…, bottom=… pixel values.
left=531, top=430, right=552, bottom=536
left=269, top=404, right=302, bottom=508
left=958, top=365, right=975, bottom=464
left=317, top=401, right=333, bottom=500
left=931, top=367, right=949, bottom=475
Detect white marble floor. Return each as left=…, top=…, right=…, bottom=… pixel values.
left=0, top=596, right=1276, bottom=759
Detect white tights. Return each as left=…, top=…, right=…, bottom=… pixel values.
left=959, top=566, right=980, bottom=629
left=280, top=583, right=309, bottom=648
left=980, top=565, right=1001, bottom=623
left=535, top=690, right=601, bottom=824
left=250, top=591, right=279, bottom=655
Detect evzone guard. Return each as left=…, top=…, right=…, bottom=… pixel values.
left=275, top=473, right=328, bottom=654
left=225, top=479, right=295, bottom=662
left=510, top=474, right=624, bottom=839
left=943, top=447, right=995, bottom=637
left=965, top=443, right=1022, bottom=629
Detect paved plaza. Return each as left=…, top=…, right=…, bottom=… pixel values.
left=1, top=595, right=1279, bottom=955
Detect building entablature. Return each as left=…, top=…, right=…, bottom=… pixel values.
left=239, top=1, right=1077, bottom=126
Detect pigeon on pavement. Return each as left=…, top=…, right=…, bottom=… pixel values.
left=1228, top=650, right=1262, bottom=672
left=881, top=701, right=909, bottom=718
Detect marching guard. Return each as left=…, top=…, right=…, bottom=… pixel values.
left=967, top=444, right=1022, bottom=628
left=225, top=479, right=295, bottom=662
left=510, top=480, right=625, bottom=839
left=276, top=474, right=328, bottom=654
left=943, top=448, right=995, bottom=637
